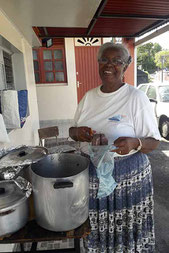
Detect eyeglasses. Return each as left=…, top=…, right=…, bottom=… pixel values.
left=98, top=57, right=126, bottom=66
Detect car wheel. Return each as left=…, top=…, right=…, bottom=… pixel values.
left=160, top=117, right=169, bottom=140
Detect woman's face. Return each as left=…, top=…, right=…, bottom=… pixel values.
left=99, top=47, right=127, bottom=85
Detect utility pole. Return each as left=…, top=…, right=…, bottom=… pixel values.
left=161, top=55, right=164, bottom=82
left=161, top=54, right=169, bottom=82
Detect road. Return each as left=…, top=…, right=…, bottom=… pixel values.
left=147, top=138, right=169, bottom=252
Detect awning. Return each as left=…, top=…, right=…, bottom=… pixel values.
left=33, top=0, right=169, bottom=39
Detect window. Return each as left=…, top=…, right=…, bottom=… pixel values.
left=0, top=63, right=6, bottom=90
left=3, top=51, right=14, bottom=89
left=33, top=46, right=67, bottom=84
left=33, top=50, right=40, bottom=83
left=158, top=85, right=169, bottom=102
left=0, top=49, right=14, bottom=90
left=146, top=86, right=157, bottom=100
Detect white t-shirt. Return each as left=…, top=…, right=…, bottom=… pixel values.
left=74, top=83, right=161, bottom=145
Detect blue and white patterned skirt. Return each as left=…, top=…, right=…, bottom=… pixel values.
left=86, top=152, right=155, bottom=253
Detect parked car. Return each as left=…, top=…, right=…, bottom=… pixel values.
left=137, top=82, right=169, bottom=140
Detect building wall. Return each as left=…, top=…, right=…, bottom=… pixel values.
left=36, top=38, right=78, bottom=121
left=0, top=11, right=40, bottom=149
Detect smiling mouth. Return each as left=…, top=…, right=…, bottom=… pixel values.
left=103, top=70, right=112, bottom=74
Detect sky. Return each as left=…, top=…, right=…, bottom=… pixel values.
left=149, top=31, right=169, bottom=50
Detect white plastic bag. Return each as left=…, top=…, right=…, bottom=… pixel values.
left=88, top=144, right=117, bottom=198
left=1, top=90, right=20, bottom=129
left=0, top=114, right=10, bottom=143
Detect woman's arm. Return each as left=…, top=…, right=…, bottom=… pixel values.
left=69, top=126, right=94, bottom=142
left=113, top=136, right=159, bottom=155
left=138, top=137, right=159, bottom=153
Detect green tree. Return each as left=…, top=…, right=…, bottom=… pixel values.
left=137, top=42, right=162, bottom=74
left=155, top=50, right=169, bottom=69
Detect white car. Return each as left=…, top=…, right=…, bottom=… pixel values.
left=137, top=82, right=169, bottom=140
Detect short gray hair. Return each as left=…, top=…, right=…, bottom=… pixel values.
left=97, top=42, right=132, bottom=65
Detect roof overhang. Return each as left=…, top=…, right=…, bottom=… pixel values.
left=135, top=24, right=169, bottom=46
left=33, top=0, right=169, bottom=40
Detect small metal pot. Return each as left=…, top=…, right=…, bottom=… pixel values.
left=0, top=180, right=30, bottom=237
left=31, top=153, right=89, bottom=232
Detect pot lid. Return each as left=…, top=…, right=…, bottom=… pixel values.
left=0, top=146, right=48, bottom=180
left=0, top=180, right=27, bottom=211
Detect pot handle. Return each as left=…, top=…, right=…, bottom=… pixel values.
left=0, top=188, right=5, bottom=194
left=53, top=180, right=73, bottom=189
left=0, top=209, right=15, bottom=216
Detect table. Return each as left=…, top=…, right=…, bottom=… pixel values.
left=0, top=219, right=90, bottom=253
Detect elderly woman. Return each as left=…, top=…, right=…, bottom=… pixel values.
left=69, top=42, right=161, bottom=252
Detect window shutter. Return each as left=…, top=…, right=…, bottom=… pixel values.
left=3, top=51, right=14, bottom=90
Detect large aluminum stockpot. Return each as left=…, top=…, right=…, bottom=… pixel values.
left=0, top=180, right=30, bottom=237
left=31, top=153, right=89, bottom=232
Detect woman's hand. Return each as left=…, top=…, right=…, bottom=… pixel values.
left=69, top=126, right=95, bottom=142
left=112, top=137, right=139, bottom=155
left=111, top=136, right=159, bottom=155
